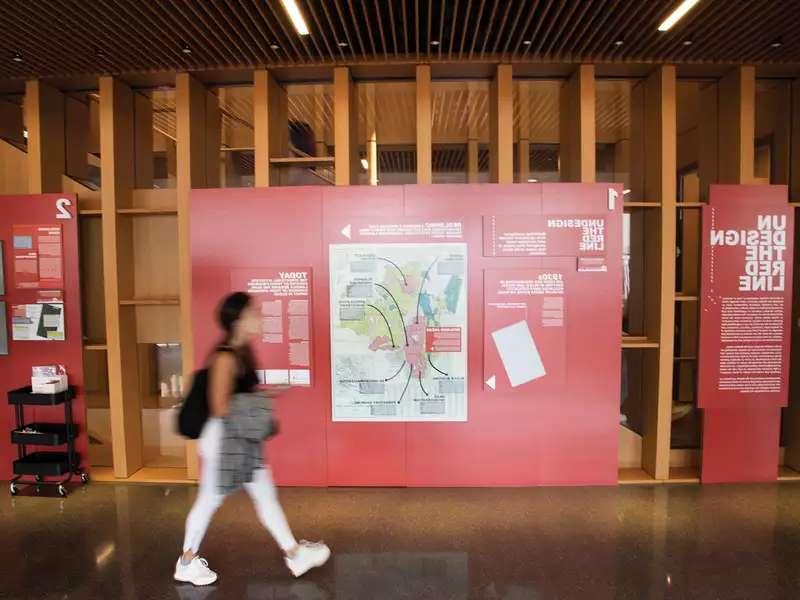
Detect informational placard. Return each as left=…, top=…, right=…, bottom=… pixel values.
left=329, top=243, right=468, bottom=421
left=231, top=268, right=313, bottom=386
left=11, top=294, right=65, bottom=341
left=12, top=224, right=64, bottom=289
left=698, top=190, right=794, bottom=408
left=483, top=269, right=567, bottom=393
left=483, top=215, right=607, bottom=263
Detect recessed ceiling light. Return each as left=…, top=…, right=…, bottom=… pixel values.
left=430, top=40, right=440, bottom=46
left=360, top=158, right=369, bottom=170
left=12, top=52, right=23, bottom=63
left=523, top=40, right=532, bottom=46
left=181, top=44, right=192, bottom=54
left=95, top=48, right=105, bottom=58
left=22, top=128, right=28, bottom=139
left=270, top=44, right=280, bottom=51
left=527, top=178, right=538, bottom=183
left=771, top=40, right=783, bottom=48
left=683, top=40, right=693, bottom=46
left=658, top=0, right=701, bottom=32
left=615, top=40, right=624, bottom=46
left=338, top=41, right=348, bottom=48
left=623, top=189, right=631, bottom=195
left=279, top=0, right=310, bottom=36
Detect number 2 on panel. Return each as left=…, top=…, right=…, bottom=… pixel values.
left=55, top=198, right=73, bottom=219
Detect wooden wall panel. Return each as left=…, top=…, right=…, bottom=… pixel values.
left=254, top=70, right=289, bottom=186
left=0, top=140, right=28, bottom=194
left=65, top=95, right=89, bottom=182
left=133, top=92, right=154, bottom=189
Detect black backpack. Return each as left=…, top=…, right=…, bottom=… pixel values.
left=177, top=368, right=210, bottom=439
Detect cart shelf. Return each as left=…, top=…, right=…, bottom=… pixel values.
left=13, top=452, right=81, bottom=476
left=11, top=423, right=78, bottom=446
left=8, top=386, right=75, bottom=406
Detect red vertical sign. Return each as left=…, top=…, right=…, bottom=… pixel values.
left=698, top=185, right=793, bottom=482
left=231, top=268, right=313, bottom=386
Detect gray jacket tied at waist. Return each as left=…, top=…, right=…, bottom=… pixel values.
left=218, top=393, right=275, bottom=496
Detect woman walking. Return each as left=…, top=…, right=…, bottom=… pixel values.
left=174, top=292, right=330, bottom=586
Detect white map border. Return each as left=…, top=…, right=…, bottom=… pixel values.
left=329, top=242, right=468, bottom=422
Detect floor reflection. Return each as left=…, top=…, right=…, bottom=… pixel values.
left=0, top=483, right=799, bottom=599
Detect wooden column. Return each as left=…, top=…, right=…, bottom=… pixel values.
left=640, top=66, right=677, bottom=480
left=24, top=80, right=65, bottom=193
left=489, top=64, right=513, bottom=184
left=64, top=95, right=89, bottom=182
left=133, top=93, right=154, bottom=189
left=559, top=65, right=596, bottom=183
left=697, top=82, right=718, bottom=202
left=467, top=82, right=479, bottom=183
left=364, top=83, right=378, bottom=185
left=176, top=73, right=209, bottom=477
left=416, top=65, right=432, bottom=184
left=786, top=80, right=800, bottom=471
left=718, top=66, right=756, bottom=184
left=99, top=76, right=143, bottom=478
left=313, top=84, right=329, bottom=157
left=205, top=90, right=221, bottom=188
left=253, top=69, right=288, bottom=187
left=517, top=81, right=530, bottom=183
left=334, top=66, right=359, bottom=185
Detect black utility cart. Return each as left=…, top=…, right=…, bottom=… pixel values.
left=8, top=386, right=88, bottom=497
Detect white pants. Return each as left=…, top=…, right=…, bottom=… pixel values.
left=182, top=418, right=297, bottom=553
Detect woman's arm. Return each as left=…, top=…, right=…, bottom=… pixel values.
left=208, top=351, right=237, bottom=418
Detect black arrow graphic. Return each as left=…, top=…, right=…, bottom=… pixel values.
left=398, top=368, right=413, bottom=404
left=385, top=361, right=407, bottom=382
left=374, top=283, right=408, bottom=346
left=418, top=372, right=429, bottom=397
left=427, top=354, right=448, bottom=376
left=377, top=257, right=408, bottom=286
left=366, top=304, right=396, bottom=347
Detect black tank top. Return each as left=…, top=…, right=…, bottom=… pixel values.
left=216, top=346, right=258, bottom=394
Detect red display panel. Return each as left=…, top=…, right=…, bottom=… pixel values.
left=191, top=183, right=622, bottom=486
left=698, top=185, right=794, bottom=409
left=0, top=195, right=86, bottom=480
left=698, top=184, right=792, bottom=483
left=483, top=214, right=608, bottom=258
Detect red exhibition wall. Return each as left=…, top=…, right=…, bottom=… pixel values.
left=0, top=194, right=86, bottom=480
left=191, top=184, right=622, bottom=486
left=698, top=185, right=794, bottom=483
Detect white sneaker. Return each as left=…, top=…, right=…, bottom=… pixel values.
left=285, top=540, right=331, bottom=578
left=174, top=556, right=218, bottom=586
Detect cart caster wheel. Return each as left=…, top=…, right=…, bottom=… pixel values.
left=80, top=473, right=89, bottom=484
left=57, top=485, right=67, bottom=498
left=9, top=483, right=17, bottom=496
left=34, top=474, right=42, bottom=483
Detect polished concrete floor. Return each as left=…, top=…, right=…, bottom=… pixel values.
left=2, top=482, right=800, bottom=599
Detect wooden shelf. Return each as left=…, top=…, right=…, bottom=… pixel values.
left=673, top=356, right=697, bottom=362
left=789, top=202, right=800, bottom=208
left=668, top=467, right=700, bottom=483
left=676, top=202, right=705, bottom=208
left=269, top=156, right=335, bottom=167
left=622, top=336, right=660, bottom=349
left=83, top=341, right=108, bottom=351
left=119, top=297, right=180, bottom=306
left=675, top=294, right=698, bottom=301
left=624, top=202, right=662, bottom=208
left=79, top=209, right=102, bottom=217
left=117, top=208, right=177, bottom=216
left=618, top=468, right=658, bottom=485
left=778, top=466, right=800, bottom=481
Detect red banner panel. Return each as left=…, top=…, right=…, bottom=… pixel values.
left=698, top=185, right=792, bottom=483
left=698, top=186, right=794, bottom=409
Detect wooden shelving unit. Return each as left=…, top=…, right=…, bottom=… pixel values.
left=119, top=297, right=180, bottom=306
left=116, top=208, right=177, bottom=216
left=622, top=336, right=660, bottom=349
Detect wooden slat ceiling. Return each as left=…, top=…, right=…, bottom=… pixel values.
left=1, top=1, right=799, bottom=80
